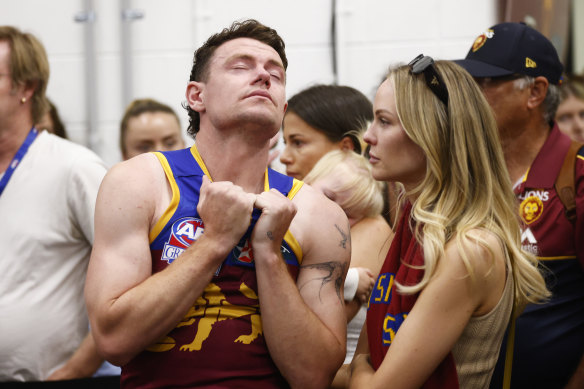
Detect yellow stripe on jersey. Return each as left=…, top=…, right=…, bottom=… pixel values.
left=263, top=168, right=304, bottom=264
left=288, top=178, right=304, bottom=199
left=190, top=144, right=212, bottom=180
left=284, top=230, right=303, bottom=265
left=284, top=179, right=304, bottom=264
left=263, top=169, right=270, bottom=190
left=149, top=152, right=181, bottom=243
left=537, top=255, right=577, bottom=261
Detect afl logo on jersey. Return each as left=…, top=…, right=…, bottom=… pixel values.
left=161, top=217, right=205, bottom=263
left=519, top=195, right=543, bottom=224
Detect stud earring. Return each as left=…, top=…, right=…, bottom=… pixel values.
left=21, top=97, right=27, bottom=104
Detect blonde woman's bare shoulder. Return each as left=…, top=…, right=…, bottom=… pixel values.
left=444, top=228, right=505, bottom=275
left=442, top=228, right=507, bottom=315
left=351, top=215, right=392, bottom=237
left=350, top=215, right=393, bottom=273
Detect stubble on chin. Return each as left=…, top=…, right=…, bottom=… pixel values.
left=236, top=109, right=282, bottom=133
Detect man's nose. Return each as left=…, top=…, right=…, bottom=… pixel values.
left=255, top=68, right=271, bottom=87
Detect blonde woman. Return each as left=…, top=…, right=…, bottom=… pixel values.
left=350, top=56, right=549, bottom=388
left=303, top=150, right=392, bottom=372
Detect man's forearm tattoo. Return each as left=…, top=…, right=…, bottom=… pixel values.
left=335, top=223, right=349, bottom=249
left=299, top=261, right=347, bottom=302
left=267, top=231, right=274, bottom=240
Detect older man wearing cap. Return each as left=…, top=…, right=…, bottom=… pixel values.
left=457, top=22, right=584, bottom=389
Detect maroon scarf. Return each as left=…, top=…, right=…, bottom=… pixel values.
left=366, top=202, right=459, bottom=388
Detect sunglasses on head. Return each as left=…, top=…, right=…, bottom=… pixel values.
left=408, top=54, right=449, bottom=107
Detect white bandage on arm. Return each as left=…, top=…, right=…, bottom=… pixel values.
left=343, top=267, right=359, bottom=302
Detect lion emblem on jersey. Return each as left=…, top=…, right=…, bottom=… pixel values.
left=146, top=282, right=262, bottom=353
left=520, top=195, right=543, bottom=224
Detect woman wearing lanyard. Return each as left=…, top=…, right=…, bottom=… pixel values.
left=0, top=26, right=113, bottom=386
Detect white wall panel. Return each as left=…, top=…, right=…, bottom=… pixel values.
left=440, top=0, right=496, bottom=38
left=96, top=53, right=124, bottom=123
left=188, top=0, right=333, bottom=46
left=285, top=47, right=335, bottom=97
left=338, top=0, right=441, bottom=44
left=130, top=52, right=193, bottom=122
left=0, top=0, right=84, bottom=54
left=95, top=122, right=123, bottom=168
left=130, top=0, right=193, bottom=52
left=46, top=55, right=86, bottom=123
left=335, top=0, right=496, bottom=97
left=94, top=0, right=122, bottom=54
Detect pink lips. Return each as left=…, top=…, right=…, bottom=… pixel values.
left=247, top=90, right=272, bottom=102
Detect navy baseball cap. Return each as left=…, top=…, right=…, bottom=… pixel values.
left=455, top=22, right=563, bottom=85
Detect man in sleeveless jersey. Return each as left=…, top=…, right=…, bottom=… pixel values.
left=85, top=19, right=351, bottom=388
left=457, top=22, right=584, bottom=389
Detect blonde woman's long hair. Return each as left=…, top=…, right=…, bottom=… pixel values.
left=390, top=60, right=549, bottom=310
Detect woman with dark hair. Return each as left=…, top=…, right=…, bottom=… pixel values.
left=280, top=84, right=373, bottom=180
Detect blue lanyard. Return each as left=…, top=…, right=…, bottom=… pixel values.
left=0, top=127, right=39, bottom=197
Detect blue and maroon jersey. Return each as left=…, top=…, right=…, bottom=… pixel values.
left=121, top=145, right=304, bottom=389
left=490, top=126, right=584, bottom=388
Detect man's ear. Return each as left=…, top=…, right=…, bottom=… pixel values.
left=527, top=76, right=549, bottom=110
left=340, top=136, right=356, bottom=151
left=186, top=81, right=205, bottom=113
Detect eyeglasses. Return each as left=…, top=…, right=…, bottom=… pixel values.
left=408, top=54, right=449, bottom=107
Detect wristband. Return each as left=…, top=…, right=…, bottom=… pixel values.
left=343, top=267, right=359, bottom=301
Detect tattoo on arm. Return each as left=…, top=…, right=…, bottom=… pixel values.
left=299, top=261, right=348, bottom=302
left=266, top=231, right=274, bottom=240
left=335, top=224, right=349, bottom=249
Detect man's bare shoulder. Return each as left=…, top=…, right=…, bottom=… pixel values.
left=290, top=184, right=350, bottom=262
left=103, top=153, right=164, bottom=191
left=292, top=183, right=347, bottom=222
left=98, top=153, right=167, bottom=218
